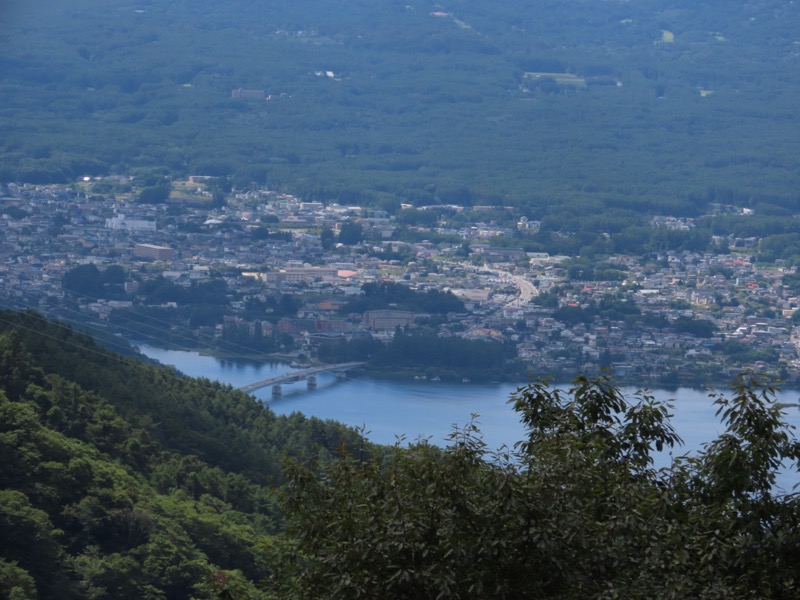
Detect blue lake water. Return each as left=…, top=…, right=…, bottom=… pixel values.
left=139, top=346, right=800, bottom=490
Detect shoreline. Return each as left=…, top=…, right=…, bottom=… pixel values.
left=135, top=343, right=794, bottom=393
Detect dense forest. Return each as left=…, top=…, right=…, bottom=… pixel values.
left=338, top=281, right=465, bottom=314
left=2, top=0, right=799, bottom=224
left=0, top=310, right=369, bottom=598
left=318, top=332, right=520, bottom=381
left=2, top=310, right=800, bottom=598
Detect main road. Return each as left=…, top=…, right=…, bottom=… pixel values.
left=500, top=270, right=538, bottom=307
left=450, top=261, right=538, bottom=308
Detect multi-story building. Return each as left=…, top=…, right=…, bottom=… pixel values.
left=362, top=309, right=415, bottom=331
left=133, top=243, right=174, bottom=261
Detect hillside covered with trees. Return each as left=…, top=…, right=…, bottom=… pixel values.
left=2, top=310, right=800, bottom=598
left=0, top=310, right=368, bottom=598
left=2, top=0, right=799, bottom=220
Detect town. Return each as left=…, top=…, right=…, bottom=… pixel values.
left=2, top=176, right=799, bottom=386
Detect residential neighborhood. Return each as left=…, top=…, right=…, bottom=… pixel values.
left=2, top=177, right=799, bottom=386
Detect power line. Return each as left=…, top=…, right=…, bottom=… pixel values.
left=55, top=283, right=286, bottom=358
left=0, top=297, right=142, bottom=358
left=0, top=309, right=282, bottom=406
left=0, top=283, right=279, bottom=360
left=0, top=291, right=190, bottom=359
left=0, top=311, right=147, bottom=371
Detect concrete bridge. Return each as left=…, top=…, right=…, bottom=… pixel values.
left=237, top=362, right=365, bottom=397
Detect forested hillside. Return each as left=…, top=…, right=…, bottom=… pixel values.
left=0, top=310, right=368, bottom=598
left=2, top=311, right=800, bottom=598
left=2, top=0, right=799, bottom=215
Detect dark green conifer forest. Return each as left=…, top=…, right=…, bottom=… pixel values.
left=2, top=0, right=800, bottom=217
left=4, top=1, right=800, bottom=256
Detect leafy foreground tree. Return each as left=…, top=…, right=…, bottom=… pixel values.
left=276, top=377, right=800, bottom=599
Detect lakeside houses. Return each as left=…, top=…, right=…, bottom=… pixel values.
left=1, top=179, right=800, bottom=384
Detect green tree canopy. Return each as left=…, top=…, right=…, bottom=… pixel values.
left=340, top=281, right=465, bottom=314
left=136, top=185, right=170, bottom=204
left=278, top=376, right=800, bottom=599
left=321, top=226, right=336, bottom=250
left=337, top=221, right=364, bottom=246
left=62, top=264, right=127, bottom=299
left=0, top=310, right=374, bottom=598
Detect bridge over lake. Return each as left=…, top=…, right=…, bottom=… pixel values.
left=237, top=362, right=365, bottom=397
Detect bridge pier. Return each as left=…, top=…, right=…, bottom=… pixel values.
left=272, top=384, right=282, bottom=398
left=307, top=376, right=317, bottom=390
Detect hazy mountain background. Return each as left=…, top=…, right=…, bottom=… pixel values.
left=1, top=0, right=799, bottom=214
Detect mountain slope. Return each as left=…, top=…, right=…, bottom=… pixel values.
left=0, top=310, right=366, bottom=598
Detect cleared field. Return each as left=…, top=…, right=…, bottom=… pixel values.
left=524, top=72, right=587, bottom=88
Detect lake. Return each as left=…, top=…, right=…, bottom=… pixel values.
left=139, top=345, right=800, bottom=489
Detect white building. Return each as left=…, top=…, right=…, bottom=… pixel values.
left=105, top=214, right=156, bottom=232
